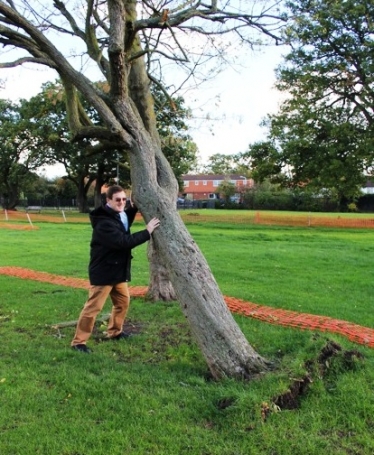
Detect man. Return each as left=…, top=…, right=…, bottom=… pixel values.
left=71, top=185, right=160, bottom=353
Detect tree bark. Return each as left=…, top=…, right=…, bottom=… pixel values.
left=146, top=240, right=177, bottom=301
left=110, top=1, right=271, bottom=379
left=134, top=164, right=269, bottom=379
left=3, top=181, right=19, bottom=210
left=94, top=167, right=105, bottom=208
left=119, top=100, right=270, bottom=379
left=76, top=177, right=90, bottom=213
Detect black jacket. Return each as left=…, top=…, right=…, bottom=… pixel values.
left=88, top=204, right=151, bottom=285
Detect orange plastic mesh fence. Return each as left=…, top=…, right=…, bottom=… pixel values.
left=1, top=266, right=373, bottom=348
left=2, top=210, right=374, bottom=229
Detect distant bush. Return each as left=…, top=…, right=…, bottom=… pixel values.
left=239, top=187, right=340, bottom=212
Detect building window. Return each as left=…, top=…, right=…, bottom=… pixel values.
left=213, top=180, right=219, bottom=187
left=184, top=181, right=189, bottom=187
left=195, top=181, right=199, bottom=185
left=203, top=180, right=207, bottom=185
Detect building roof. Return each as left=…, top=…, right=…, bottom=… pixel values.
left=182, top=174, right=248, bottom=181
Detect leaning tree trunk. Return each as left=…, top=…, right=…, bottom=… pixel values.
left=18, top=0, right=269, bottom=380
left=120, top=4, right=269, bottom=379
left=146, top=240, right=177, bottom=301
left=128, top=33, right=177, bottom=302
left=128, top=138, right=269, bottom=379
left=113, top=94, right=270, bottom=379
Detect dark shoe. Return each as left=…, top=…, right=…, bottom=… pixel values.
left=72, top=344, right=92, bottom=353
left=111, top=331, right=132, bottom=340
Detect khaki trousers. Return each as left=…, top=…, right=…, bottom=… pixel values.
left=71, top=282, right=130, bottom=346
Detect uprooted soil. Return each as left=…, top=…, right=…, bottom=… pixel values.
left=270, top=340, right=365, bottom=413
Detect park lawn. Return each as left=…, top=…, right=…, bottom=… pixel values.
left=177, top=208, right=374, bottom=219
left=7, top=207, right=374, bottom=221
left=1, top=218, right=372, bottom=327
left=0, top=218, right=374, bottom=454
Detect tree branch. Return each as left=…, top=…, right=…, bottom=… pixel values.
left=0, top=1, right=133, bottom=146
left=0, top=56, right=51, bottom=68
left=107, top=0, right=126, bottom=99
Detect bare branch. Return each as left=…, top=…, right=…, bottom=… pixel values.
left=0, top=23, right=57, bottom=67
left=0, top=1, right=133, bottom=146
left=107, top=0, right=126, bottom=99
left=135, top=1, right=285, bottom=36
left=52, top=0, right=86, bottom=40
left=0, top=56, right=51, bottom=67
left=129, top=46, right=189, bottom=63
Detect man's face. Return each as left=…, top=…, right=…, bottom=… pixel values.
left=107, top=191, right=127, bottom=213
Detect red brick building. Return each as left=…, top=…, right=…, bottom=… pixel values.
left=181, top=174, right=254, bottom=201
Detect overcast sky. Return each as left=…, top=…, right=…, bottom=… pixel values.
left=183, top=45, right=286, bottom=163
left=1, top=44, right=285, bottom=176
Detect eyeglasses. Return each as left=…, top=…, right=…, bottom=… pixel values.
left=114, top=197, right=127, bottom=202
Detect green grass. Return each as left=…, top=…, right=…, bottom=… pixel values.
left=177, top=208, right=374, bottom=218
left=1, top=216, right=374, bottom=454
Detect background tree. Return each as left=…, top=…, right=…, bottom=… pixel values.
left=22, top=82, right=125, bottom=212
left=245, top=141, right=283, bottom=185
left=261, top=0, right=374, bottom=206
left=0, top=99, right=48, bottom=209
left=24, top=175, right=55, bottom=206
left=203, top=153, right=237, bottom=175
left=203, top=151, right=256, bottom=178
left=217, top=179, right=236, bottom=203
left=0, top=0, right=284, bottom=379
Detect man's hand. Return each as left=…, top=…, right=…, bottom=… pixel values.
left=146, top=217, right=160, bottom=234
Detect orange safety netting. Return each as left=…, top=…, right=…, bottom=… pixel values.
left=2, top=210, right=374, bottom=229
left=1, top=266, right=373, bottom=348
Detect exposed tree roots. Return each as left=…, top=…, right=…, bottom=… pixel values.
left=261, top=340, right=365, bottom=420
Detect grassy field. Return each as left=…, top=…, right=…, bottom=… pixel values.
left=1, top=214, right=374, bottom=454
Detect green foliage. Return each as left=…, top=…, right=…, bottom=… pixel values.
left=347, top=202, right=358, bottom=213
left=217, top=179, right=236, bottom=202
left=21, top=81, right=125, bottom=211
left=261, top=0, right=374, bottom=200
left=202, top=152, right=254, bottom=181
left=203, top=153, right=238, bottom=175
left=242, top=183, right=340, bottom=211
left=245, top=141, right=283, bottom=184
left=0, top=99, right=49, bottom=208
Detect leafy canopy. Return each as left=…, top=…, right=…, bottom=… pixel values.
left=256, top=0, right=374, bottom=200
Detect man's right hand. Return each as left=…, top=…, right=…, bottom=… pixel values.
left=146, top=217, right=160, bottom=234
